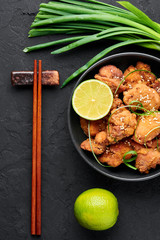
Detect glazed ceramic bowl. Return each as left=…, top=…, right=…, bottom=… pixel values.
left=68, top=52, right=160, bottom=181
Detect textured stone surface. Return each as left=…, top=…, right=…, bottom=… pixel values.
left=0, top=0, right=160, bottom=239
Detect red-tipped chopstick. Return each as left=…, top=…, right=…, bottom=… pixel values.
left=31, top=60, right=42, bottom=236
left=36, top=60, right=42, bottom=235
left=31, top=60, right=37, bottom=235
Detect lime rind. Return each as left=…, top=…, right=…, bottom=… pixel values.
left=74, top=188, right=119, bottom=231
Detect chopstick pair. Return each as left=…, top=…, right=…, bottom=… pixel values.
left=31, top=60, right=42, bottom=235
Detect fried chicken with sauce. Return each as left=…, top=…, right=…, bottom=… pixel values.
left=133, top=113, right=160, bottom=144
left=123, top=84, right=160, bottom=111
left=98, top=140, right=133, bottom=167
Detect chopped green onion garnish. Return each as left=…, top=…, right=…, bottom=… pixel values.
left=114, top=69, right=157, bottom=95
left=144, top=126, right=160, bottom=147
left=88, top=121, right=111, bottom=167
left=134, top=117, right=140, bottom=141
left=123, top=151, right=137, bottom=170
left=156, top=137, right=160, bottom=151
left=129, top=100, right=152, bottom=115
left=108, top=104, right=154, bottom=140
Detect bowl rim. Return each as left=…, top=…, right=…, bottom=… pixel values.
left=68, top=52, right=160, bottom=182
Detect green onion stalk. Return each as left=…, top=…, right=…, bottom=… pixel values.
left=24, top=0, right=160, bottom=87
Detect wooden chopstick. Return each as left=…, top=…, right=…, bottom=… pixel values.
left=36, top=60, right=42, bottom=235
left=31, top=60, right=42, bottom=236
left=31, top=60, right=37, bottom=235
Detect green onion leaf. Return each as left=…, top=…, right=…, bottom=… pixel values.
left=144, top=126, right=160, bottom=147
left=52, top=27, right=154, bottom=55
left=118, top=1, right=160, bottom=33
left=23, top=35, right=86, bottom=52
left=123, top=150, right=137, bottom=170
left=28, top=28, right=76, bottom=37
left=30, top=14, right=160, bottom=41
left=25, top=0, right=160, bottom=88
left=61, top=39, right=159, bottom=87
left=88, top=121, right=111, bottom=168
left=129, top=100, right=152, bottom=116
left=156, top=137, right=160, bottom=152
left=114, top=69, right=157, bottom=95
left=107, top=104, right=154, bottom=140
left=134, top=117, right=140, bottom=142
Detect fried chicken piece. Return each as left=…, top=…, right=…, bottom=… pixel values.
left=95, top=131, right=108, bottom=144
left=81, top=138, right=106, bottom=155
left=98, top=65, right=123, bottom=79
left=133, top=113, right=160, bottom=144
left=136, top=61, right=156, bottom=86
left=94, top=75, right=126, bottom=94
left=146, top=136, right=160, bottom=149
left=106, top=106, right=137, bottom=144
left=80, top=105, right=137, bottom=154
left=94, top=65, right=126, bottom=94
left=123, top=84, right=160, bottom=111
left=129, top=139, right=160, bottom=173
left=110, top=98, right=123, bottom=110
left=152, top=78, right=160, bottom=96
left=135, top=148, right=160, bottom=173
left=129, top=140, right=142, bottom=151
left=98, top=140, right=133, bottom=167
left=80, top=117, right=106, bottom=137
left=80, top=98, right=123, bottom=138
left=124, top=65, right=142, bottom=89
left=80, top=118, right=88, bottom=135
left=123, top=62, right=156, bottom=89
left=136, top=61, right=151, bottom=71
left=94, top=105, right=137, bottom=146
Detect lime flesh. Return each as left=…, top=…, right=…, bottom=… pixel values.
left=72, top=79, right=113, bottom=120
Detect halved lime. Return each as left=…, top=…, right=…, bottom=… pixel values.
left=72, top=79, right=113, bottom=120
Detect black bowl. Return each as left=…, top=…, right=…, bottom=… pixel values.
left=68, top=52, right=160, bottom=181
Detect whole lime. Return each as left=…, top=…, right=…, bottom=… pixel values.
left=74, top=188, right=119, bottom=231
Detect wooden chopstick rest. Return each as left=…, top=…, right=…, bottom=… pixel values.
left=11, top=70, right=59, bottom=86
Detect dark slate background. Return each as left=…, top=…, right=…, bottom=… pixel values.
left=0, top=0, right=160, bottom=239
